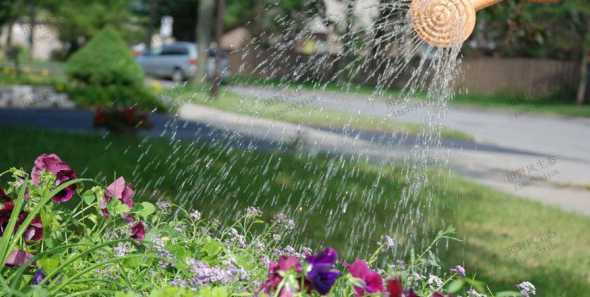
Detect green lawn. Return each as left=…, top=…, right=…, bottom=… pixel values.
left=162, top=84, right=473, bottom=141
left=228, top=75, right=403, bottom=98
left=2, top=127, right=589, bottom=296
left=452, top=93, right=590, bottom=118
left=229, top=76, right=590, bottom=118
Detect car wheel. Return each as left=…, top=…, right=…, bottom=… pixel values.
left=171, top=68, right=184, bottom=83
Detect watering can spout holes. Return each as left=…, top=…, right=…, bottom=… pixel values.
left=410, top=0, right=560, bottom=48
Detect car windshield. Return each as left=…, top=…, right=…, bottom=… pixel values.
left=160, top=45, right=189, bottom=56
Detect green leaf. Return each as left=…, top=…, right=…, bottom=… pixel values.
left=38, top=257, right=60, bottom=274
left=166, top=243, right=190, bottom=271
left=202, top=238, right=224, bottom=261
left=446, top=279, right=465, bottom=294
left=29, top=287, right=50, bottom=297
left=149, top=286, right=193, bottom=297
left=496, top=291, right=522, bottom=297
left=123, top=254, right=144, bottom=269
left=107, top=199, right=130, bottom=216
left=235, top=251, right=257, bottom=271
left=115, top=292, right=138, bottom=297
left=464, top=278, right=486, bottom=293
left=81, top=190, right=96, bottom=205
left=136, top=202, right=156, bottom=218
left=198, top=286, right=229, bottom=297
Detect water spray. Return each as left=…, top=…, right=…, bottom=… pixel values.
left=410, top=0, right=560, bottom=48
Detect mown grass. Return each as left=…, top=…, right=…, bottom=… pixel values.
left=229, top=76, right=590, bottom=118
left=162, top=84, right=473, bottom=141
left=227, top=75, right=404, bottom=98
left=452, top=92, right=590, bottom=118
left=1, top=127, right=589, bottom=296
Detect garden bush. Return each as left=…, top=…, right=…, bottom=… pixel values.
left=66, top=28, right=165, bottom=111
left=0, top=154, right=533, bottom=297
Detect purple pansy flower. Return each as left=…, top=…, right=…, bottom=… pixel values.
left=347, top=259, right=384, bottom=297
left=100, top=177, right=134, bottom=217
left=306, top=248, right=341, bottom=295
left=5, top=250, right=32, bottom=267
left=130, top=221, right=146, bottom=241
left=31, top=154, right=77, bottom=203
left=32, top=269, right=44, bottom=285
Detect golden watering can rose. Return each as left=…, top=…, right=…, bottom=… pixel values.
left=410, top=0, right=561, bottom=48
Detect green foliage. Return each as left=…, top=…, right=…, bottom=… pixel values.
left=44, top=0, right=144, bottom=55
left=0, top=0, right=28, bottom=28
left=475, top=0, right=590, bottom=59
left=66, top=28, right=143, bottom=87
left=0, top=159, right=508, bottom=297
left=65, top=28, right=164, bottom=110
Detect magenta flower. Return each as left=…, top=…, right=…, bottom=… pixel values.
left=0, top=189, right=13, bottom=224
left=100, top=177, right=134, bottom=217
left=130, top=221, right=146, bottom=241
left=31, top=154, right=77, bottom=203
left=306, top=248, right=341, bottom=295
left=5, top=250, right=32, bottom=267
left=0, top=210, right=43, bottom=242
left=431, top=293, right=445, bottom=297
left=347, top=259, right=384, bottom=297
left=261, top=256, right=302, bottom=295
left=387, top=278, right=403, bottom=297
left=22, top=215, right=43, bottom=241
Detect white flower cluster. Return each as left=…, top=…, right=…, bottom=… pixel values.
left=517, top=281, right=536, bottom=297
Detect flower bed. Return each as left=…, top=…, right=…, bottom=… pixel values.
left=0, top=154, right=534, bottom=297
left=93, top=107, right=153, bottom=133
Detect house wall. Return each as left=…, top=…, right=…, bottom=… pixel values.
left=1, top=22, right=61, bottom=60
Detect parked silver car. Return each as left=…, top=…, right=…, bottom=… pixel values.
left=136, top=42, right=229, bottom=82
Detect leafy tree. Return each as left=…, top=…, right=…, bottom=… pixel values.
left=537, top=0, right=590, bottom=104
left=0, top=0, right=23, bottom=28
left=473, top=1, right=590, bottom=104
left=44, top=0, right=144, bottom=56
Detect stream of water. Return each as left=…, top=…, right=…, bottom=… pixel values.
left=125, top=0, right=465, bottom=258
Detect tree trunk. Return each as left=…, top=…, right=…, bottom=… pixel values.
left=145, top=0, right=158, bottom=53
left=577, top=50, right=588, bottom=105
left=337, top=0, right=355, bottom=82
left=210, top=0, right=225, bottom=98
left=28, top=0, right=36, bottom=60
left=195, top=0, right=215, bottom=84
left=576, top=26, right=590, bottom=105
left=253, top=0, right=265, bottom=36
left=5, top=21, right=14, bottom=48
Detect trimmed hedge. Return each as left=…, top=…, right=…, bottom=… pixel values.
left=66, top=28, right=165, bottom=111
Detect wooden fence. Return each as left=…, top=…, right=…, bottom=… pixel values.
left=228, top=49, right=580, bottom=98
